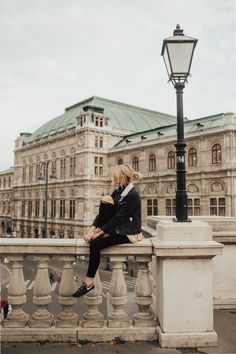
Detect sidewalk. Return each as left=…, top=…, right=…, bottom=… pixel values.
left=1, top=310, right=236, bottom=354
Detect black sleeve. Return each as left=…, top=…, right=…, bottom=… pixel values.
left=101, top=192, right=139, bottom=233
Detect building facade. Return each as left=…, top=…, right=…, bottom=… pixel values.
left=0, top=96, right=235, bottom=238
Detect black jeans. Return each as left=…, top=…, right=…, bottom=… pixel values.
left=86, top=202, right=131, bottom=278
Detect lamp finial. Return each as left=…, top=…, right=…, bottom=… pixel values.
left=173, top=24, right=184, bottom=36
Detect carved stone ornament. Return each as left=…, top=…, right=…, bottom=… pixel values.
left=60, top=150, right=65, bottom=156
left=44, top=153, right=48, bottom=160
left=70, top=147, right=76, bottom=154
left=166, top=184, right=175, bottom=194
left=187, top=184, right=199, bottom=193
left=78, top=136, right=85, bottom=146
left=211, top=182, right=224, bottom=192
left=52, top=152, right=56, bottom=158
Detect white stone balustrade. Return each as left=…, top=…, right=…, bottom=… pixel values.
left=108, top=256, right=129, bottom=328
left=2, top=255, right=29, bottom=328
left=30, top=256, right=54, bottom=328
left=0, top=228, right=223, bottom=348
left=56, top=256, right=78, bottom=327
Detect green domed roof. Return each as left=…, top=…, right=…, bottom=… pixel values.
left=24, top=96, right=176, bottom=143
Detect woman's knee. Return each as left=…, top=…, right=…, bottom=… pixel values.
left=101, top=195, right=114, bottom=204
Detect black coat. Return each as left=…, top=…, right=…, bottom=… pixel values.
left=93, top=186, right=142, bottom=235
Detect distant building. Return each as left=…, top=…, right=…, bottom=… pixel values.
left=0, top=96, right=235, bottom=238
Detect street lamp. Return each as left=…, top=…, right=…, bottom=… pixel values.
left=38, top=160, right=57, bottom=238
left=161, top=24, right=198, bottom=222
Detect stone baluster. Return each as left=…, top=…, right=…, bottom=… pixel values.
left=133, top=256, right=156, bottom=327
left=30, top=256, right=54, bottom=327
left=81, top=271, right=104, bottom=327
left=3, top=256, right=29, bottom=327
left=56, top=256, right=78, bottom=327
left=108, top=256, right=129, bottom=328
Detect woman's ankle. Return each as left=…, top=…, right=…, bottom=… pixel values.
left=84, top=276, right=94, bottom=285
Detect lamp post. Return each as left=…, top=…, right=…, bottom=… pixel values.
left=38, top=160, right=57, bottom=238
left=161, top=24, right=198, bottom=221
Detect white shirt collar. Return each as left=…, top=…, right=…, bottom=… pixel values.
left=119, top=182, right=134, bottom=200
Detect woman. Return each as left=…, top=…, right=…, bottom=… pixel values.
left=72, top=163, right=143, bottom=298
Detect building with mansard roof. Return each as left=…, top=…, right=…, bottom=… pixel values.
left=0, top=96, right=235, bottom=238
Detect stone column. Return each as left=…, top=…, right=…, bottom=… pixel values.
left=30, top=256, right=54, bottom=327
left=108, top=256, right=129, bottom=328
left=81, top=271, right=104, bottom=327
left=133, top=255, right=156, bottom=327
left=55, top=256, right=78, bottom=327
left=3, top=256, right=29, bottom=327
left=152, top=219, right=223, bottom=348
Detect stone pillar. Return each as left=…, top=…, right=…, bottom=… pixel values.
left=152, top=219, right=223, bottom=348
left=55, top=256, right=78, bottom=327
left=81, top=271, right=104, bottom=327
left=3, top=256, right=29, bottom=327
left=108, top=256, right=129, bottom=328
left=133, top=255, right=156, bottom=327
left=30, top=256, right=54, bottom=327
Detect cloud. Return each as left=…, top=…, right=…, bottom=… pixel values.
left=0, top=0, right=235, bottom=170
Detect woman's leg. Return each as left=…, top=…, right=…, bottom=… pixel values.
left=86, top=233, right=131, bottom=278
left=72, top=233, right=131, bottom=298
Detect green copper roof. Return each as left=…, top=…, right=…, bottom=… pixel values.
left=23, top=96, right=176, bottom=143
left=113, top=113, right=227, bottom=148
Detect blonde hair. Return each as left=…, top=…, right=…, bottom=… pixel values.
left=112, top=163, right=142, bottom=187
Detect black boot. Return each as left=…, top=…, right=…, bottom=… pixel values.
left=72, top=282, right=95, bottom=298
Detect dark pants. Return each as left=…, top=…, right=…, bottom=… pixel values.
left=86, top=202, right=131, bottom=278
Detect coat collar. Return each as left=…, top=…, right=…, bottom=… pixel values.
left=119, top=182, right=134, bottom=201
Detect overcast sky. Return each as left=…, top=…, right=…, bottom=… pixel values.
left=0, top=0, right=235, bottom=171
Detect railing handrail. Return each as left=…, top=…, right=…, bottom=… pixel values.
left=0, top=238, right=153, bottom=256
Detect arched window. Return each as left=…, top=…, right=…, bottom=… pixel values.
left=167, top=151, right=175, bottom=169
left=118, top=158, right=123, bottom=165
left=149, top=154, right=156, bottom=171
left=212, top=143, right=222, bottom=164
left=188, top=147, right=197, bottom=167
left=132, top=157, right=139, bottom=172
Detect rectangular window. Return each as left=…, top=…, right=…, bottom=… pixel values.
left=22, top=167, right=26, bottom=183
left=36, top=164, right=41, bottom=179
left=94, top=156, right=103, bottom=175
left=35, top=200, right=40, bottom=217
left=147, top=199, right=158, bottom=216
left=165, top=199, right=176, bottom=216
left=29, top=165, right=33, bottom=183
left=28, top=200, right=32, bottom=217
left=59, top=199, right=65, bottom=218
left=210, top=197, right=226, bottom=216
left=69, top=200, right=75, bottom=219
left=60, top=158, right=66, bottom=178
left=188, top=198, right=201, bottom=216
left=95, top=116, right=103, bottom=127
left=70, top=157, right=76, bottom=177
left=51, top=199, right=56, bottom=218
left=21, top=201, right=25, bottom=217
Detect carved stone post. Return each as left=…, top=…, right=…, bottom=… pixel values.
left=30, top=256, right=54, bottom=327
left=3, top=256, right=29, bottom=327
left=108, top=256, right=129, bottom=328
left=133, top=256, right=156, bottom=327
left=55, top=256, right=78, bottom=327
left=81, top=271, right=104, bottom=328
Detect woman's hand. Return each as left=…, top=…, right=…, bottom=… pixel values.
left=127, top=233, right=144, bottom=244
left=91, top=228, right=104, bottom=240
left=84, top=226, right=97, bottom=243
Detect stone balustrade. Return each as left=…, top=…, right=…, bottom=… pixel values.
left=0, top=238, right=156, bottom=343
left=0, top=221, right=223, bottom=348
